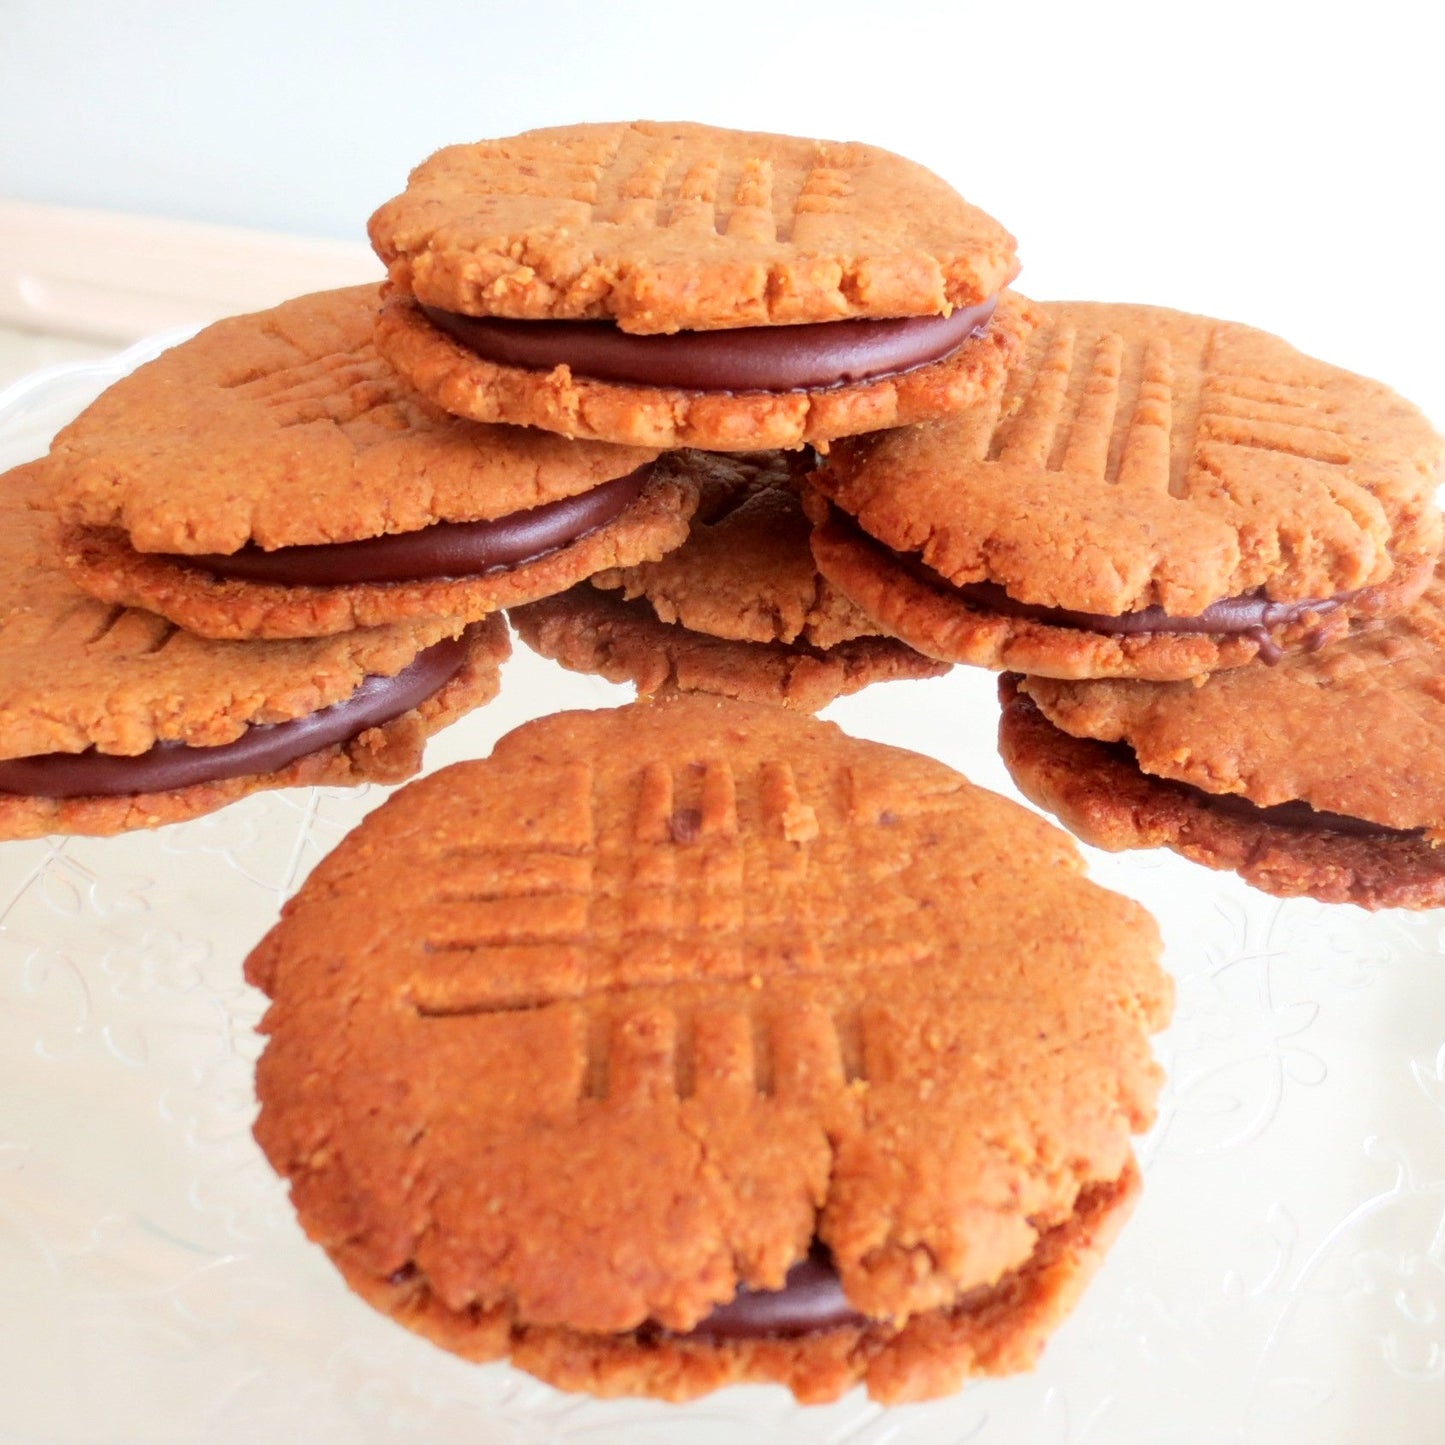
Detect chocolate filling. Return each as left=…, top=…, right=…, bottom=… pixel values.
left=668, top=1243, right=868, bottom=1342
left=173, top=467, right=649, bottom=587
left=0, top=633, right=470, bottom=799
left=956, top=579, right=1345, bottom=662
left=419, top=299, right=998, bottom=393
left=870, top=522, right=1350, bottom=664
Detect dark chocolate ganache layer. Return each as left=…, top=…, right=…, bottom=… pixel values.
left=173, top=466, right=649, bottom=587
left=0, top=633, right=469, bottom=799
left=958, top=579, right=1345, bottom=653
left=673, top=1243, right=868, bottom=1341
left=419, top=299, right=998, bottom=393
left=883, top=530, right=1351, bottom=663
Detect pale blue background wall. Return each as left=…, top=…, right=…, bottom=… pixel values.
left=3, top=0, right=1442, bottom=407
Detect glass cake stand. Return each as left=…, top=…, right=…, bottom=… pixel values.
left=2, top=346, right=1442, bottom=1445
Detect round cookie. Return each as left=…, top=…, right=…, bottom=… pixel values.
left=0, top=461, right=509, bottom=839
left=998, top=555, right=1445, bottom=907
left=368, top=121, right=1035, bottom=449
left=248, top=694, right=1170, bottom=1404
left=808, top=301, right=1443, bottom=680
left=510, top=452, right=948, bottom=710
left=49, top=286, right=700, bottom=639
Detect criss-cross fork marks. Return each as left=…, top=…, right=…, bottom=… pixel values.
left=219, top=345, right=413, bottom=432
left=987, top=321, right=1353, bottom=498
left=1196, top=367, right=1351, bottom=467
left=579, top=130, right=855, bottom=244
left=415, top=757, right=823, bottom=1006
left=570, top=1001, right=866, bottom=1103
left=1307, top=615, right=1442, bottom=714
left=989, top=325, right=1185, bottom=493
left=405, top=755, right=975, bottom=1102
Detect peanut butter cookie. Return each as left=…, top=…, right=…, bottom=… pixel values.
left=369, top=122, right=1034, bottom=449
left=998, top=556, right=1445, bottom=906
left=808, top=301, right=1442, bottom=680
left=51, top=286, right=699, bottom=639
left=249, top=694, right=1170, bottom=1402
left=511, top=452, right=947, bottom=709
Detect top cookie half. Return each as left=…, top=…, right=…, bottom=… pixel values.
left=368, top=122, right=1031, bottom=450
left=369, top=121, right=1018, bottom=330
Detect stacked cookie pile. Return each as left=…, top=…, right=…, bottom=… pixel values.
left=4, top=120, right=1440, bottom=1406
left=366, top=125, right=1442, bottom=911
left=0, top=446, right=510, bottom=840
left=2, top=124, right=1028, bottom=838
left=953, top=307, right=1445, bottom=910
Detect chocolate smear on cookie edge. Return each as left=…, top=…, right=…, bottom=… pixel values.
left=0, top=634, right=471, bottom=799
left=1189, top=791, right=1427, bottom=840
left=1115, top=744, right=1425, bottom=840
left=172, top=466, right=650, bottom=588
left=671, top=1242, right=869, bottom=1342
left=419, top=299, right=998, bottom=393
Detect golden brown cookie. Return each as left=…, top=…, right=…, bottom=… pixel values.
left=510, top=589, right=947, bottom=714
left=248, top=694, right=1170, bottom=1403
left=998, top=556, right=1445, bottom=906
left=0, top=461, right=509, bottom=839
left=368, top=121, right=1034, bottom=449
left=49, top=286, right=699, bottom=639
left=510, top=452, right=948, bottom=709
left=808, top=301, right=1443, bottom=680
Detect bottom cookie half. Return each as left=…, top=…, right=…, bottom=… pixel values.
left=333, top=1162, right=1139, bottom=1406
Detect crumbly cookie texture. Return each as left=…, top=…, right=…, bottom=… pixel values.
left=49, top=285, right=659, bottom=554
left=373, top=288, right=1036, bottom=451
left=510, top=587, right=948, bottom=712
left=998, top=677, right=1445, bottom=910
left=368, top=121, right=1020, bottom=332
left=339, top=1163, right=1139, bottom=1404
left=249, top=695, right=1170, bottom=1402
left=60, top=462, right=699, bottom=640
left=0, top=461, right=483, bottom=757
left=808, top=301, right=1443, bottom=671
left=0, top=452, right=509, bottom=837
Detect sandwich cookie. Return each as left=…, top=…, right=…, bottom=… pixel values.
left=0, top=462, right=508, bottom=839
left=369, top=121, right=1035, bottom=450
left=248, top=694, right=1170, bottom=1402
left=999, top=555, right=1445, bottom=907
left=510, top=452, right=949, bottom=711
left=51, top=287, right=699, bottom=640
left=808, top=302, right=1443, bottom=680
